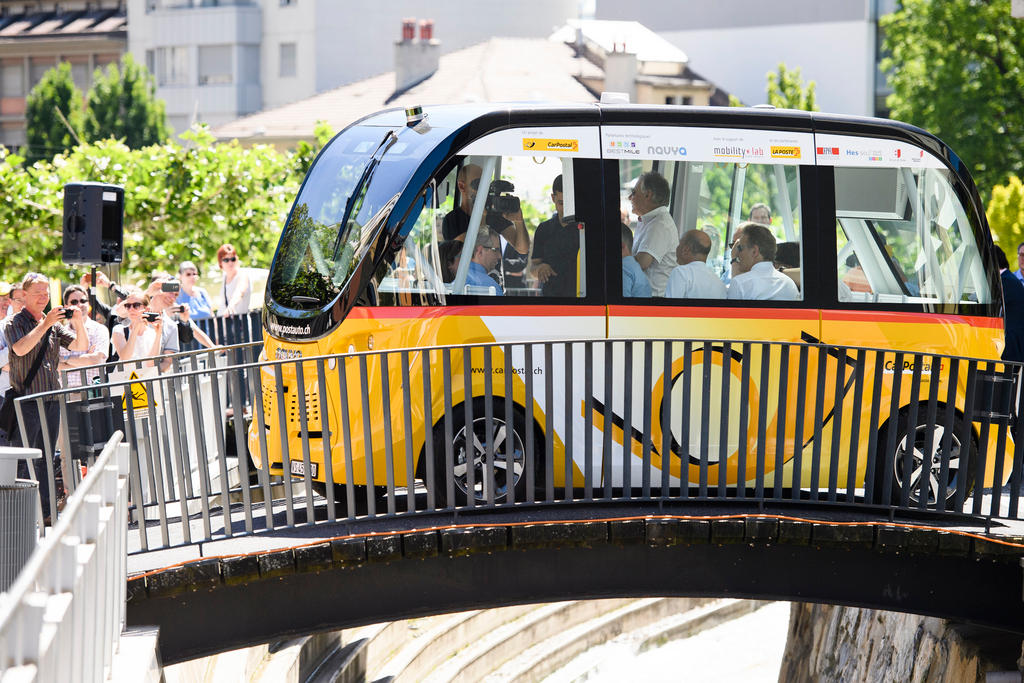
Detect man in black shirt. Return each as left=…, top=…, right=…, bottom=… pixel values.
left=443, top=162, right=530, bottom=291
left=531, top=175, right=581, bottom=297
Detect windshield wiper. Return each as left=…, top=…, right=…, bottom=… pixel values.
left=331, top=129, right=398, bottom=260
left=290, top=295, right=322, bottom=305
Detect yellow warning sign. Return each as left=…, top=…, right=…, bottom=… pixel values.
left=122, top=371, right=156, bottom=411
left=522, top=138, right=579, bottom=153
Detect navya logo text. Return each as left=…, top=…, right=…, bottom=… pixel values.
left=883, top=358, right=943, bottom=375
left=274, top=347, right=303, bottom=360
left=270, top=322, right=312, bottom=337
left=713, top=146, right=765, bottom=159
left=646, top=145, right=687, bottom=156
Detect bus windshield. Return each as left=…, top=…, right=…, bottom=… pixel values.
left=268, top=123, right=435, bottom=312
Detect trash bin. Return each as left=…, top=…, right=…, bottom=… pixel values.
left=0, top=446, right=41, bottom=591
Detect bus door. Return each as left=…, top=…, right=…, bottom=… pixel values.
left=600, top=124, right=827, bottom=492
left=365, top=125, right=607, bottom=491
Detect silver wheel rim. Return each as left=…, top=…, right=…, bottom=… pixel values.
left=894, top=423, right=962, bottom=505
left=451, top=416, right=526, bottom=502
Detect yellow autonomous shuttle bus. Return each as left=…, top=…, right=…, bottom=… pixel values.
left=251, top=103, right=1007, bottom=508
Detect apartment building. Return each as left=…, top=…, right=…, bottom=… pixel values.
left=0, top=0, right=126, bottom=149
left=595, top=0, right=897, bottom=116
left=127, top=0, right=578, bottom=134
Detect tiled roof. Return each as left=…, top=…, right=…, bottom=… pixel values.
left=212, top=37, right=599, bottom=144
left=0, top=9, right=126, bottom=39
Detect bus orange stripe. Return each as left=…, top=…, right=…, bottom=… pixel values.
left=608, top=305, right=819, bottom=320
left=821, top=310, right=1003, bottom=329
left=349, top=305, right=607, bottom=319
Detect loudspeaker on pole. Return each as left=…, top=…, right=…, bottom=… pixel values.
left=62, top=182, right=124, bottom=265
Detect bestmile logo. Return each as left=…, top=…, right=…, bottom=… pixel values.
left=771, top=146, right=801, bottom=159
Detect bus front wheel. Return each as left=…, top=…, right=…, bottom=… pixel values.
left=875, top=407, right=975, bottom=508
left=430, top=398, right=533, bottom=508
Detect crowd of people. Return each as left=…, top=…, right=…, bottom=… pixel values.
left=0, top=243, right=253, bottom=519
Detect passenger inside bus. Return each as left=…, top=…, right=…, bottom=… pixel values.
left=749, top=202, right=772, bottom=226
left=629, top=171, right=678, bottom=296
left=622, top=223, right=652, bottom=298
left=727, top=222, right=800, bottom=301
left=465, top=227, right=504, bottom=295
left=665, top=229, right=726, bottom=299
left=437, top=240, right=463, bottom=284
left=531, top=174, right=580, bottom=297
left=443, top=163, right=530, bottom=291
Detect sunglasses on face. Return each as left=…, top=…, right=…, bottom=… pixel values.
left=124, top=302, right=145, bottom=310
left=182, top=271, right=198, bottom=276
left=66, top=298, right=88, bottom=306
left=221, top=257, right=237, bottom=263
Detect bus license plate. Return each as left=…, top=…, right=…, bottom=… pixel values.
left=290, top=460, right=318, bottom=478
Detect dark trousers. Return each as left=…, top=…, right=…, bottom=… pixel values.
left=13, top=400, right=61, bottom=514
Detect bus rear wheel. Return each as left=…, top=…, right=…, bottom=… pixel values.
left=430, top=398, right=532, bottom=507
left=875, top=407, right=974, bottom=507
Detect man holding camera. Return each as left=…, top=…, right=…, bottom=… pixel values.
left=2, top=272, right=89, bottom=515
left=443, top=163, right=530, bottom=291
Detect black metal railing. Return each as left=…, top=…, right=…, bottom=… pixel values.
left=10, top=338, right=1024, bottom=553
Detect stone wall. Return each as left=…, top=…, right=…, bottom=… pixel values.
left=779, top=603, right=1014, bottom=682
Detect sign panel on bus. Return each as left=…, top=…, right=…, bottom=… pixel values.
left=813, top=133, right=945, bottom=169
left=601, top=126, right=814, bottom=165
left=460, top=126, right=601, bottom=158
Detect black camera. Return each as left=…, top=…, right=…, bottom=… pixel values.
left=143, top=311, right=160, bottom=322
left=62, top=308, right=75, bottom=319
left=161, top=280, right=180, bottom=293
left=485, top=179, right=520, bottom=215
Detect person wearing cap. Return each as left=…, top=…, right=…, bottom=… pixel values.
left=176, top=260, right=213, bottom=320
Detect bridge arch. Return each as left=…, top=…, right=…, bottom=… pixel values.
left=126, top=509, right=1024, bottom=664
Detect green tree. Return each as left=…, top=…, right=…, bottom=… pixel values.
left=727, top=63, right=818, bottom=111
left=24, top=62, right=85, bottom=163
left=882, top=0, right=1024, bottom=198
left=0, top=125, right=307, bottom=284
left=84, top=54, right=169, bottom=148
left=988, top=175, right=1024, bottom=264
left=765, top=63, right=818, bottom=111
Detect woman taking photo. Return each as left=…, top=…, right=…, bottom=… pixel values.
left=111, top=287, right=166, bottom=370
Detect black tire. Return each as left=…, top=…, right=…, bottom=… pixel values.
left=430, top=398, right=534, bottom=508
left=875, top=407, right=975, bottom=507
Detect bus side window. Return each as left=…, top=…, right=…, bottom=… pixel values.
left=373, top=167, right=457, bottom=307
left=833, top=165, right=991, bottom=306
left=618, top=155, right=803, bottom=301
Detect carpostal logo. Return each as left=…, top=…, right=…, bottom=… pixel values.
left=883, top=358, right=943, bottom=375
left=270, top=322, right=312, bottom=337
left=523, top=138, right=579, bottom=153
left=770, top=145, right=801, bottom=159
left=647, top=144, right=687, bottom=157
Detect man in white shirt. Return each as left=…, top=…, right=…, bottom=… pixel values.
left=727, top=222, right=800, bottom=301
left=629, top=172, right=678, bottom=297
left=666, top=229, right=727, bottom=299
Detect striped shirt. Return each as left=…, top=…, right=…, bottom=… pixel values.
left=2, top=310, right=75, bottom=395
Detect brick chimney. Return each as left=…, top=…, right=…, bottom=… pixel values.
left=395, top=18, right=440, bottom=93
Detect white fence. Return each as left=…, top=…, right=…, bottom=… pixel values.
left=0, top=433, right=147, bottom=682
